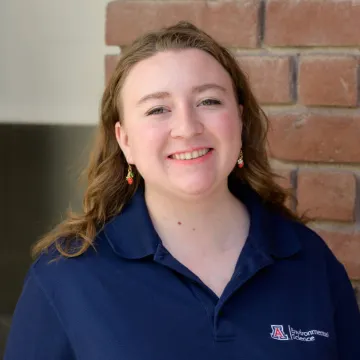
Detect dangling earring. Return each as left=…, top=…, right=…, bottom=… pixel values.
left=126, top=164, right=134, bottom=185
left=237, top=150, right=244, bottom=168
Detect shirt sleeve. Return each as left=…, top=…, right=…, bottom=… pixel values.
left=4, top=268, right=75, bottom=360
left=332, top=262, right=360, bottom=359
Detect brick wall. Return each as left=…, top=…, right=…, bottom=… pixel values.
left=105, top=0, right=360, bottom=300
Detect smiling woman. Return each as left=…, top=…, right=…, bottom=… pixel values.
left=115, top=48, right=242, bottom=198
left=4, top=21, right=360, bottom=360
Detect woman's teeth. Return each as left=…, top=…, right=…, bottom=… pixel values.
left=171, top=148, right=211, bottom=160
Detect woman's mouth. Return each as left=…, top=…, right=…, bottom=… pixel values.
left=169, top=148, right=213, bottom=160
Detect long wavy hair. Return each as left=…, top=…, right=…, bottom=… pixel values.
left=32, top=21, right=304, bottom=259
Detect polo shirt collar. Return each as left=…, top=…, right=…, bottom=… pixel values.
left=103, top=187, right=160, bottom=259
left=233, top=183, right=302, bottom=259
left=102, top=184, right=302, bottom=260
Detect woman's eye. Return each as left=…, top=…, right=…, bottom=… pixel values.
left=200, top=99, right=222, bottom=106
left=146, top=107, right=167, bottom=116
left=146, top=99, right=220, bottom=115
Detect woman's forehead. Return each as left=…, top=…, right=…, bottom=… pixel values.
left=121, top=49, right=233, bottom=101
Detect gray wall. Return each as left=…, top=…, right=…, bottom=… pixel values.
left=0, top=124, right=95, bottom=355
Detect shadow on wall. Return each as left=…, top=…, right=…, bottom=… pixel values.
left=0, top=123, right=95, bottom=356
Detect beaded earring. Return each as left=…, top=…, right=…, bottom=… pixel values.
left=126, top=164, right=134, bottom=185
left=237, top=150, right=244, bottom=168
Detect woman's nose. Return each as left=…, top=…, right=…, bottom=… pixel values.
left=170, top=106, right=204, bottom=139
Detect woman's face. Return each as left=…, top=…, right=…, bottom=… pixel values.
left=115, top=48, right=242, bottom=198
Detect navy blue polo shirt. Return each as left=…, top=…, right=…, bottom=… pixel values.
left=5, top=185, right=360, bottom=360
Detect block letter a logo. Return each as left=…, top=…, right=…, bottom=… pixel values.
left=270, top=325, right=289, bottom=340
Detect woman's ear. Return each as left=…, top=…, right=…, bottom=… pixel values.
left=115, top=122, right=134, bottom=164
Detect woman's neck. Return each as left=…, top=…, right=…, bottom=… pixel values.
left=144, top=185, right=250, bottom=255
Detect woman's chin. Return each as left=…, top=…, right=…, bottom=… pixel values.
left=170, top=177, right=219, bottom=198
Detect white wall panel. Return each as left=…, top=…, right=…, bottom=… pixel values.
left=0, top=0, right=118, bottom=124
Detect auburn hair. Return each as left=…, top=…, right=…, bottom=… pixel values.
left=32, top=21, right=304, bottom=259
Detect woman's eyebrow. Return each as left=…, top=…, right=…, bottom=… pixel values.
left=136, top=83, right=227, bottom=106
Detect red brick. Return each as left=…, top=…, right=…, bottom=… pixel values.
left=314, top=229, right=360, bottom=280
left=265, top=0, right=360, bottom=47
left=106, top=0, right=260, bottom=48
left=268, top=113, right=360, bottom=163
left=105, top=54, right=120, bottom=85
left=297, top=171, right=356, bottom=222
left=237, top=56, right=293, bottom=104
left=299, top=56, right=358, bottom=107
left=273, top=169, right=292, bottom=190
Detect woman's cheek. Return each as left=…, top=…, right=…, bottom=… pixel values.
left=132, top=123, right=168, bottom=156
left=212, top=112, right=241, bottom=140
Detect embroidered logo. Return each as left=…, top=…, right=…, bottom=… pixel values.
left=270, top=325, right=329, bottom=342
left=270, top=325, right=289, bottom=340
